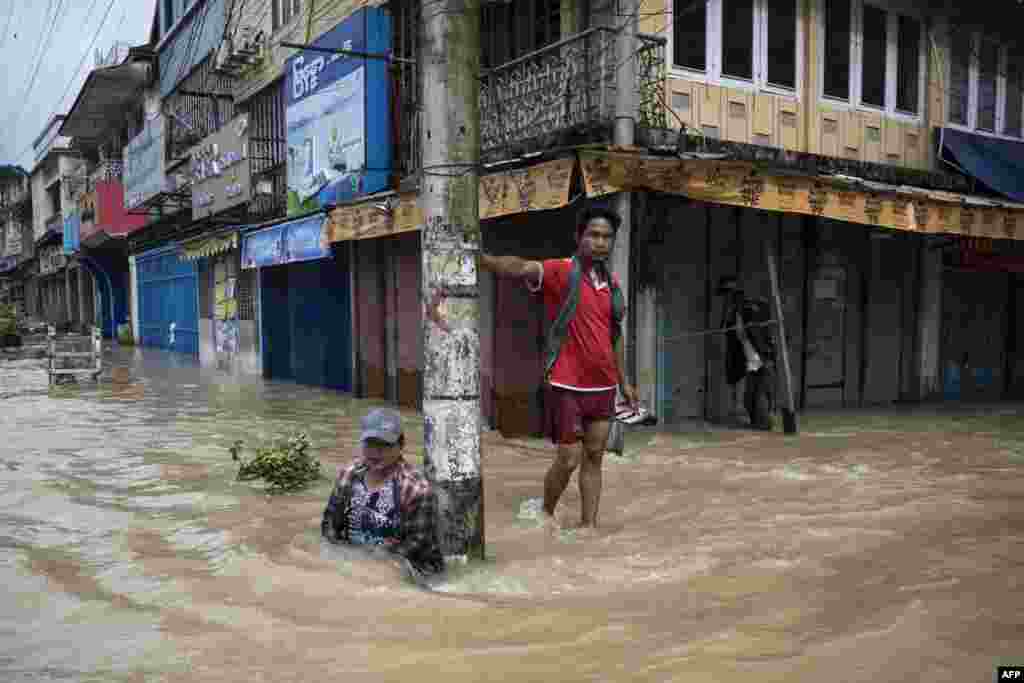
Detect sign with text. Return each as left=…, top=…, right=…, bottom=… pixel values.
left=242, top=215, right=331, bottom=269
left=282, top=214, right=331, bottom=264
left=123, top=114, right=167, bottom=209
left=190, top=114, right=252, bottom=220
left=284, top=7, right=391, bottom=215
left=580, top=151, right=1024, bottom=241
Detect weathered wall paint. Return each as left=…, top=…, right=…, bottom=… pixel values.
left=420, top=0, right=483, bottom=558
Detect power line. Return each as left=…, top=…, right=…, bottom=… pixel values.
left=7, top=0, right=120, bottom=167
left=0, top=3, right=15, bottom=50
left=4, top=0, right=68, bottom=134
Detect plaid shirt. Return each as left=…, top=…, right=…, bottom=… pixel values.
left=321, top=458, right=444, bottom=575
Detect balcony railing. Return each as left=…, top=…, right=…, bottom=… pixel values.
left=90, top=159, right=123, bottom=184
left=479, top=28, right=667, bottom=162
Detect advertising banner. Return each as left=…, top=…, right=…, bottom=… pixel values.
left=5, top=223, right=22, bottom=256
left=285, top=7, right=392, bottom=215
left=123, top=114, right=167, bottom=209
left=62, top=211, right=80, bottom=255
left=242, top=215, right=331, bottom=269
left=242, top=225, right=285, bottom=269
left=190, top=114, right=252, bottom=220
left=282, top=214, right=331, bottom=264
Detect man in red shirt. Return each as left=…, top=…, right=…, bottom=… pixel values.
left=480, top=207, right=637, bottom=530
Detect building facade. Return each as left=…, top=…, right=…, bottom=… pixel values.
left=10, top=0, right=1020, bottom=433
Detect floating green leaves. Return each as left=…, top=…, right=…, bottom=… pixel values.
left=229, top=432, right=324, bottom=494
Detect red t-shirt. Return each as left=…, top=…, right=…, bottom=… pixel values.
left=531, top=258, right=621, bottom=391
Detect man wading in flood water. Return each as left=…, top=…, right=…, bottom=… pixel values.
left=479, top=207, right=637, bottom=531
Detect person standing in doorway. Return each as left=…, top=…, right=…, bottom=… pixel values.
left=717, top=275, right=776, bottom=430
left=479, top=206, right=637, bottom=531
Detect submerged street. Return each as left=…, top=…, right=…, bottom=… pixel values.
left=1, top=346, right=1022, bottom=682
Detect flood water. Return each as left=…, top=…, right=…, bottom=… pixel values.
left=1, top=346, right=1022, bottom=682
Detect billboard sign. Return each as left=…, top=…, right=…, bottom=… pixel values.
left=63, top=210, right=80, bottom=255
left=190, top=114, right=252, bottom=220
left=5, top=223, right=22, bottom=256
left=284, top=7, right=392, bottom=215
left=241, top=215, right=331, bottom=269
left=123, top=114, right=167, bottom=209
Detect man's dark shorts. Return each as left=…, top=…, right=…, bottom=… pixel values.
left=545, top=386, right=616, bottom=445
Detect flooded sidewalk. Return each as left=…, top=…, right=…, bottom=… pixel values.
left=1, top=346, right=1022, bottom=682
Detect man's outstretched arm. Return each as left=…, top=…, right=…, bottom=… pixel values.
left=479, top=253, right=542, bottom=288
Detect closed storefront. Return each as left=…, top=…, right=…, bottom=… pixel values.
left=136, top=244, right=200, bottom=355
left=245, top=214, right=352, bottom=391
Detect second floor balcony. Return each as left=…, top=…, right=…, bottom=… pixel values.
left=394, top=28, right=666, bottom=175
left=479, top=28, right=666, bottom=163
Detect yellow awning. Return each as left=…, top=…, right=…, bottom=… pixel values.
left=579, top=150, right=1024, bottom=240
left=180, top=232, right=239, bottom=261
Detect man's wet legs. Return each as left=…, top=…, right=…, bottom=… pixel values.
left=543, top=442, right=581, bottom=521
left=579, top=419, right=611, bottom=527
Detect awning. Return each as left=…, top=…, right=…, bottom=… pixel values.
left=241, top=214, right=330, bottom=269
left=578, top=151, right=1024, bottom=240
left=181, top=231, right=239, bottom=261
left=60, top=61, right=151, bottom=142
left=940, top=127, right=1024, bottom=203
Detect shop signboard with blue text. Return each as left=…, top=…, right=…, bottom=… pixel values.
left=123, top=114, right=167, bottom=209
left=242, top=215, right=331, bottom=270
left=284, top=7, right=392, bottom=215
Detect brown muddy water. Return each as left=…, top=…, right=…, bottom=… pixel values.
left=1, top=347, right=1022, bottom=682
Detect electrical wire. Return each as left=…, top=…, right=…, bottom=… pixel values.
left=0, top=2, right=15, bottom=50
left=6, top=0, right=120, bottom=167
left=3, top=0, right=61, bottom=132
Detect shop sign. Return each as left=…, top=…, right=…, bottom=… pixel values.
left=190, top=114, right=252, bottom=220
left=242, top=215, right=330, bottom=269
left=5, top=224, right=22, bottom=256
left=123, top=114, right=167, bottom=209
left=284, top=7, right=392, bottom=215
left=241, top=225, right=285, bottom=269
left=38, top=245, right=66, bottom=275
left=63, top=210, right=80, bottom=255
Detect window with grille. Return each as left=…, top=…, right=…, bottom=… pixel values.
left=948, top=31, right=1024, bottom=139
left=246, top=81, right=287, bottom=220
left=273, top=0, right=303, bottom=31
left=164, top=55, right=236, bottom=162
left=671, top=0, right=799, bottom=93
left=481, top=0, right=560, bottom=69
left=821, top=2, right=923, bottom=116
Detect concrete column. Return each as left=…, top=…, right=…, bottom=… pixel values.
left=915, top=238, right=944, bottom=400
left=128, top=255, right=139, bottom=344
left=634, top=287, right=658, bottom=412
left=64, top=266, right=73, bottom=328
left=606, top=0, right=638, bottom=451
left=77, top=265, right=87, bottom=330
left=420, top=0, right=483, bottom=560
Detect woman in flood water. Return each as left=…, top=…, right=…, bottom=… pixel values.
left=321, top=408, right=445, bottom=582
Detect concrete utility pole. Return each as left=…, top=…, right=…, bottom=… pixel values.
left=419, top=0, right=484, bottom=560
left=607, top=0, right=638, bottom=454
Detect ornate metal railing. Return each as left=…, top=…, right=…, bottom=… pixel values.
left=479, top=28, right=668, bottom=162
left=480, top=28, right=615, bottom=161
left=90, top=159, right=124, bottom=184
left=637, top=33, right=667, bottom=130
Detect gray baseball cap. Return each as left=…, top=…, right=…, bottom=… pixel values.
left=360, top=408, right=403, bottom=445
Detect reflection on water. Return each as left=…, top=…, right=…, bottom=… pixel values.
left=2, top=346, right=1023, bottom=681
